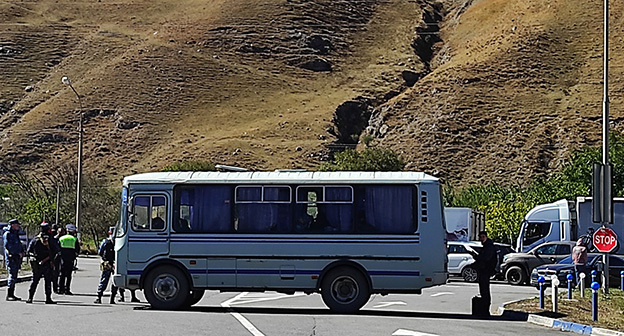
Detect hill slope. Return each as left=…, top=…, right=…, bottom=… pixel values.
left=0, top=0, right=622, bottom=187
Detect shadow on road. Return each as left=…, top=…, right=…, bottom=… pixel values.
left=135, top=305, right=529, bottom=321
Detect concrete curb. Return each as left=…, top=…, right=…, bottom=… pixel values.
left=499, top=298, right=624, bottom=336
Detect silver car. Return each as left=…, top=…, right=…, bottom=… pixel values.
left=447, top=241, right=481, bottom=282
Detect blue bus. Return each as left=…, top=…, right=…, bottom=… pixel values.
left=113, top=171, right=448, bottom=312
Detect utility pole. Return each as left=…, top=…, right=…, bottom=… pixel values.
left=62, top=76, right=83, bottom=242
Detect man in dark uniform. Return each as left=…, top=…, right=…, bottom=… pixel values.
left=58, top=224, right=80, bottom=295
left=469, top=231, right=497, bottom=316
left=94, top=227, right=125, bottom=304
left=3, top=219, right=25, bottom=301
left=51, top=224, right=64, bottom=294
left=26, top=223, right=58, bottom=304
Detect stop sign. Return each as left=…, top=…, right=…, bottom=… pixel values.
left=593, top=227, right=618, bottom=253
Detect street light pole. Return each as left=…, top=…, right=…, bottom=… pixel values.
left=62, top=76, right=83, bottom=242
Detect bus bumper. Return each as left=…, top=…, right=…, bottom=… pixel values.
left=433, top=271, right=449, bottom=285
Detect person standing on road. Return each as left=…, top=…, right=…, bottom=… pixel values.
left=469, top=231, right=498, bottom=315
left=58, top=224, right=80, bottom=295
left=94, top=227, right=125, bottom=304
left=51, top=224, right=65, bottom=294
left=3, top=219, right=25, bottom=301
left=26, top=223, right=58, bottom=304
left=572, top=238, right=588, bottom=287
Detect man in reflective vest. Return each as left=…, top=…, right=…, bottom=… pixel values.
left=58, top=224, right=80, bottom=295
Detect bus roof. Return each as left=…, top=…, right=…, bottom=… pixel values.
left=123, top=171, right=438, bottom=186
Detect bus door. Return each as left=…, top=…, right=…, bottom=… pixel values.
left=128, top=194, right=170, bottom=262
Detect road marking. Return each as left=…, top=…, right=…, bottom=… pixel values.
left=221, top=292, right=265, bottom=336
left=232, top=292, right=307, bottom=305
left=373, top=301, right=407, bottom=308
left=392, top=329, right=439, bottom=336
left=430, top=292, right=454, bottom=297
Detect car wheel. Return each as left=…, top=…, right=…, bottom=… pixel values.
left=461, top=266, right=478, bottom=282
left=144, top=265, right=190, bottom=310
left=505, top=266, right=527, bottom=285
left=321, top=266, right=370, bottom=313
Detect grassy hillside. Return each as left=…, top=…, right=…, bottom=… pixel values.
left=0, top=0, right=622, bottom=188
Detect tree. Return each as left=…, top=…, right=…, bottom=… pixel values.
left=162, top=161, right=215, bottom=172
left=319, top=148, right=405, bottom=171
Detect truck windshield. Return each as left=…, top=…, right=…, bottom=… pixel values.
left=522, top=221, right=552, bottom=246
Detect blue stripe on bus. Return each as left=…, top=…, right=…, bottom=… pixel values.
left=169, top=239, right=420, bottom=244
left=128, top=269, right=419, bottom=277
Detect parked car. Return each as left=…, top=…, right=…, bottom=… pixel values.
left=447, top=241, right=514, bottom=282
left=530, top=254, right=624, bottom=288
left=500, top=241, right=576, bottom=285
left=447, top=241, right=481, bottom=282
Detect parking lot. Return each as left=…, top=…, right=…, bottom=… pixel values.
left=0, top=257, right=572, bottom=336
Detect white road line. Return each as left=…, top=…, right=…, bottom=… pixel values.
left=233, top=293, right=307, bottom=305
left=372, top=301, right=407, bottom=309
left=221, top=292, right=265, bottom=336
left=392, top=329, right=439, bottom=336
left=429, top=292, right=454, bottom=297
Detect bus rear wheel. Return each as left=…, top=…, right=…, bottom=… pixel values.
left=144, top=265, right=190, bottom=310
left=321, top=266, right=370, bottom=313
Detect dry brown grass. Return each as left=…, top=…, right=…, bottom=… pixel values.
left=2, top=0, right=624, bottom=187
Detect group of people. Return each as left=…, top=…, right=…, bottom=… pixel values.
left=3, top=220, right=80, bottom=303
left=3, top=220, right=138, bottom=304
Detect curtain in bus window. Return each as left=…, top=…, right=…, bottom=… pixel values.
left=237, top=203, right=292, bottom=233
left=236, top=187, right=262, bottom=202
left=180, top=186, right=231, bottom=233
left=323, top=188, right=353, bottom=233
left=362, top=186, right=413, bottom=234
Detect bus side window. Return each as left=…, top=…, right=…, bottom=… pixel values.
left=133, top=196, right=151, bottom=231
left=132, top=195, right=167, bottom=232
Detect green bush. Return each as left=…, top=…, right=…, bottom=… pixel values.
left=319, top=148, right=405, bottom=171
left=162, top=161, right=216, bottom=172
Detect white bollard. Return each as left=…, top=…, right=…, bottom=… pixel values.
left=551, top=275, right=560, bottom=313
left=580, top=273, right=586, bottom=298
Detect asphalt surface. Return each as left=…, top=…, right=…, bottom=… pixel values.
left=0, top=257, right=567, bottom=336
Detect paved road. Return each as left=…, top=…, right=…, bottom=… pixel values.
left=0, top=257, right=563, bottom=336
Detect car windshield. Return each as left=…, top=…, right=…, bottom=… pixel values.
left=557, top=256, right=573, bottom=264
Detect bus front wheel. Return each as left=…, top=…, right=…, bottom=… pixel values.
left=144, top=265, right=190, bottom=310
left=321, top=266, right=370, bottom=313
left=185, top=289, right=205, bottom=307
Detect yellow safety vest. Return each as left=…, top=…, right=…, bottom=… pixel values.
left=59, top=234, right=77, bottom=249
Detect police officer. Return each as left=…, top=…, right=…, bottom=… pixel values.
left=3, top=219, right=25, bottom=301
left=58, top=224, right=80, bottom=295
left=26, top=223, right=58, bottom=304
left=51, top=224, right=64, bottom=293
left=94, top=227, right=125, bottom=304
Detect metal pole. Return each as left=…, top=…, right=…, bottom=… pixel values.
left=602, top=0, right=610, bottom=294
left=63, top=77, right=83, bottom=243
left=75, top=98, right=83, bottom=242
left=55, top=184, right=60, bottom=227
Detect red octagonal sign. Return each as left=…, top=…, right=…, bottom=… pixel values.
left=593, top=227, right=618, bottom=253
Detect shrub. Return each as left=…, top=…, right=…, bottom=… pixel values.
left=162, top=161, right=216, bottom=172
left=319, top=148, right=405, bottom=171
